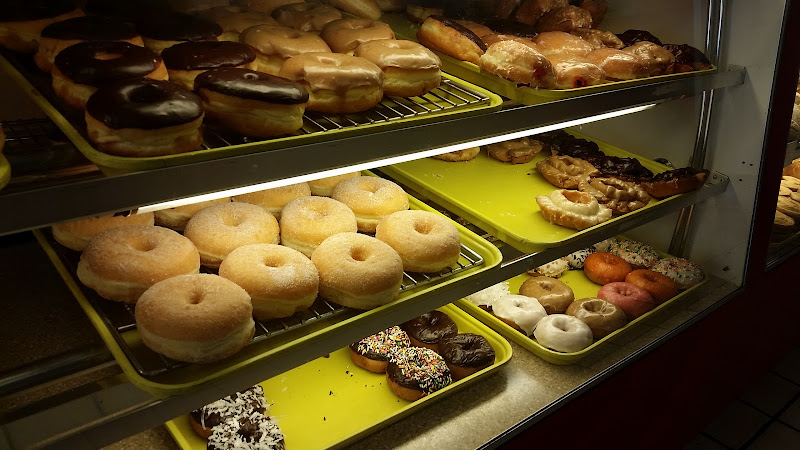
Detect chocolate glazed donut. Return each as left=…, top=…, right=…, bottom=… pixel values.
left=195, top=68, right=309, bottom=104
left=55, top=41, right=161, bottom=87
left=439, top=333, right=495, bottom=380
left=401, top=310, right=458, bottom=352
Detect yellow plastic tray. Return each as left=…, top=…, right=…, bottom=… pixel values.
left=382, top=130, right=675, bottom=252
left=34, top=194, right=502, bottom=397
left=380, top=12, right=716, bottom=105
left=456, top=249, right=706, bottom=365
left=0, top=153, right=9, bottom=191
left=0, top=53, right=502, bottom=175
left=164, top=304, right=511, bottom=450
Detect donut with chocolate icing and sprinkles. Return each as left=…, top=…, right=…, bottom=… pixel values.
left=386, top=346, right=452, bottom=401
left=349, top=325, right=411, bottom=373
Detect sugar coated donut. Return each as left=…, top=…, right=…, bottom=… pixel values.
left=597, top=281, right=654, bottom=319
left=219, top=244, right=318, bottom=319
left=349, top=325, right=410, bottom=373
left=492, top=294, right=547, bottom=336
left=625, top=269, right=677, bottom=305
left=331, top=176, right=409, bottom=233
left=650, top=257, right=704, bottom=290
left=583, top=252, right=632, bottom=285
left=308, top=171, right=360, bottom=196
left=566, top=297, right=627, bottom=339
left=402, top=310, right=458, bottom=352
left=240, top=24, right=331, bottom=75
left=311, top=232, right=403, bottom=309
left=610, top=239, right=661, bottom=269
left=207, top=412, right=285, bottom=450
left=354, top=39, right=441, bottom=97
left=154, top=198, right=231, bottom=231
left=189, top=385, right=267, bottom=439
left=386, top=346, right=452, bottom=401
left=439, top=333, right=495, bottom=380
left=232, top=183, right=311, bottom=220
left=534, top=314, right=593, bottom=353
left=184, top=202, right=280, bottom=268
left=320, top=18, right=395, bottom=54
left=519, top=276, right=574, bottom=314
left=536, top=189, right=612, bottom=230
left=376, top=210, right=460, bottom=273
left=280, top=196, right=357, bottom=256
left=52, top=212, right=155, bottom=251
left=77, top=225, right=200, bottom=303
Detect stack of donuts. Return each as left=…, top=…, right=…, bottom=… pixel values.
left=465, top=237, right=704, bottom=353
left=0, top=0, right=443, bottom=158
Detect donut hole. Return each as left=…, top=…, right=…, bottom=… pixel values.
left=413, top=221, right=433, bottom=235
left=130, top=84, right=166, bottom=103
left=349, top=246, right=369, bottom=262
left=94, top=52, right=123, bottom=61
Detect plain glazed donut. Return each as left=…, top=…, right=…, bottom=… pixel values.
left=320, top=18, right=395, bottom=55
left=271, top=3, right=342, bottom=33
left=232, top=183, right=311, bottom=220
left=219, top=244, right=318, bottom=319
left=240, top=24, right=331, bottom=75
left=308, top=171, right=360, bottom=197
left=311, top=232, right=403, bottom=309
left=52, top=213, right=155, bottom=252
left=536, top=189, right=612, bottom=230
left=583, top=252, right=632, bottom=285
left=154, top=198, right=231, bottom=231
left=625, top=269, right=678, bottom=305
left=135, top=274, right=254, bottom=363
left=349, top=325, right=410, bottom=373
left=331, top=176, right=409, bottom=233
left=386, top=346, right=452, bottom=401
left=279, top=196, right=357, bottom=256
left=597, top=281, right=654, bottom=319
left=354, top=39, right=442, bottom=97
left=518, top=276, right=574, bottom=314
left=183, top=202, right=280, bottom=268
left=402, top=310, right=458, bottom=353
left=533, top=314, right=593, bottom=353
left=376, top=210, right=460, bottom=273
left=566, top=297, right=627, bottom=339
left=77, top=225, right=200, bottom=303
left=492, top=294, right=547, bottom=336
left=438, top=333, right=495, bottom=380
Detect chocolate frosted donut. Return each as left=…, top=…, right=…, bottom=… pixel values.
left=386, top=346, right=452, bottom=401
left=617, top=29, right=663, bottom=47
left=195, top=67, right=308, bottom=104
left=402, top=310, right=458, bottom=353
left=349, top=325, right=411, bottom=373
left=207, top=412, right=286, bottom=450
left=0, top=0, right=83, bottom=52
left=162, top=40, right=257, bottom=89
left=594, top=155, right=654, bottom=181
left=662, top=44, right=712, bottom=72
left=0, top=0, right=77, bottom=22
left=438, top=333, right=495, bottom=380
left=189, top=385, right=268, bottom=439
left=137, top=12, right=222, bottom=53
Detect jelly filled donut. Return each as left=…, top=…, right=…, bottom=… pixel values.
left=479, top=39, right=556, bottom=88
left=625, top=269, right=678, bottom=305
left=232, top=182, right=311, bottom=220
left=154, top=198, right=231, bottom=231
left=566, top=297, right=627, bottom=339
left=386, top=346, right=452, bottom=401
left=354, top=39, right=442, bottom=97
left=597, top=281, right=654, bottom=319
left=52, top=212, right=155, bottom=252
left=349, top=325, right=410, bottom=373
left=533, top=314, right=593, bottom=353
left=208, top=411, right=286, bottom=450
left=320, top=18, right=395, bottom=55
left=280, top=196, right=357, bottom=256
left=650, top=257, right=704, bottom=290
left=583, top=252, right=632, bottom=285
left=137, top=12, right=222, bottom=54
left=376, top=210, right=461, bottom=273
left=402, top=310, right=458, bottom=353
left=331, top=176, right=409, bottom=233
left=85, top=78, right=204, bottom=157
left=519, top=276, right=574, bottom=314
left=189, top=385, right=268, bottom=439
left=161, top=40, right=257, bottom=90
left=492, top=294, right=547, bottom=336
left=0, top=0, right=83, bottom=52
left=439, top=333, right=495, bottom=380
left=240, top=24, right=331, bottom=75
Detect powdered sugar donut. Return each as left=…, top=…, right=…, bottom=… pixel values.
left=492, top=294, right=547, bottom=336
left=650, top=257, right=704, bottom=289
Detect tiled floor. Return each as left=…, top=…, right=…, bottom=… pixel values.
left=685, top=348, right=800, bottom=449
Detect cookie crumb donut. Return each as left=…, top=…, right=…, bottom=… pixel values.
left=650, top=257, right=704, bottom=290
left=487, top=138, right=546, bottom=164
left=271, top=3, right=342, bottom=34
left=52, top=212, right=155, bottom=252
left=219, top=244, right=318, bottom=319
left=137, top=12, right=222, bottom=54
left=184, top=202, right=280, bottom=268
left=323, top=0, right=383, bottom=20
left=432, top=147, right=479, bottom=162
left=536, top=189, right=613, bottom=230
left=308, top=172, right=360, bottom=197
left=439, top=333, right=495, bottom=380
left=376, top=210, right=460, bottom=273
left=492, top=294, right=547, bottom=336
left=579, top=177, right=651, bottom=215
left=583, top=252, right=631, bottom=285
left=566, top=297, right=626, bottom=339
left=320, top=18, right=395, bottom=55
left=527, top=257, right=570, bottom=278
left=331, top=176, right=409, bottom=233
left=519, top=276, right=574, bottom=314
left=479, top=39, right=555, bottom=88
left=597, top=281, right=654, bottom=319
left=280, top=196, right=357, bottom=256
left=534, top=314, right=593, bottom=353
left=77, top=225, right=200, bottom=303
left=625, top=269, right=677, bottom=305
left=349, top=325, right=410, bottom=373
left=208, top=411, right=286, bottom=450
left=354, top=39, right=441, bottom=97
left=0, top=0, right=83, bottom=53
left=417, top=15, right=486, bottom=65
left=240, top=24, right=331, bottom=75
left=154, top=198, right=231, bottom=231
left=232, top=182, right=311, bottom=220
left=537, top=155, right=600, bottom=189
left=161, top=40, right=257, bottom=90
left=386, top=346, right=452, bottom=401
left=402, top=310, right=458, bottom=352
left=189, top=385, right=268, bottom=439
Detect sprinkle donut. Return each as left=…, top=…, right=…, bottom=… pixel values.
left=610, top=239, right=661, bottom=269
left=349, top=325, right=410, bottom=373
left=650, top=257, right=704, bottom=290
left=386, top=346, right=452, bottom=401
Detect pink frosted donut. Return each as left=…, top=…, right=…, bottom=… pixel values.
left=597, top=281, right=654, bottom=319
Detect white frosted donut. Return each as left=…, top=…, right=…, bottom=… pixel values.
left=331, top=176, right=409, bottom=233
left=311, top=232, right=403, bottom=309
left=219, top=244, right=319, bottom=320
left=375, top=210, right=461, bottom=273
left=153, top=198, right=231, bottom=231
left=536, top=189, right=612, bottom=230
left=135, top=273, right=255, bottom=363
left=52, top=212, right=155, bottom=251
left=308, top=171, right=360, bottom=197
left=76, top=225, right=200, bottom=303
left=184, top=202, right=280, bottom=268
left=232, top=183, right=311, bottom=220
left=492, top=294, right=547, bottom=336
left=533, top=314, right=593, bottom=352
left=280, top=196, right=357, bottom=256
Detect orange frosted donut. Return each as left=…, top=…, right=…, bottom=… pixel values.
left=52, top=213, right=155, bottom=251
left=219, top=244, right=318, bottom=319
left=311, top=232, right=403, bottom=309
left=280, top=196, right=357, bottom=256
left=76, top=225, right=200, bottom=303
left=583, top=252, right=632, bottom=285
left=240, top=24, right=331, bottom=75
left=232, top=182, right=311, bottom=219
left=331, top=176, right=408, bottom=233
left=183, top=202, right=280, bottom=268
left=625, top=269, right=678, bottom=305
left=135, top=274, right=254, bottom=363
left=153, top=198, right=231, bottom=231
left=308, top=171, right=360, bottom=196
left=271, top=3, right=342, bottom=34
left=375, top=210, right=460, bottom=273
left=354, top=39, right=441, bottom=97
left=320, top=18, right=394, bottom=54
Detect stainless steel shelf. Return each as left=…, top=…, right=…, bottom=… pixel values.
left=0, top=67, right=745, bottom=236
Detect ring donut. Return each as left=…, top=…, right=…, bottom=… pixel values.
left=376, top=210, right=460, bottom=273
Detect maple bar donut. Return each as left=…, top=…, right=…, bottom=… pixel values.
left=585, top=48, right=650, bottom=80
left=219, top=244, right=318, bottom=319
left=52, top=41, right=168, bottom=110
left=492, top=294, right=547, bottom=336
left=279, top=52, right=384, bottom=113
left=641, top=167, right=710, bottom=198
left=189, top=385, right=268, bottom=439
left=324, top=0, right=383, bottom=20
left=479, top=40, right=556, bottom=87
left=354, top=39, right=441, bottom=97
left=537, top=155, right=600, bottom=189
left=135, top=274, right=255, bottom=364
left=52, top=212, right=155, bottom=252
left=519, top=276, right=574, bottom=314
left=161, top=40, right=257, bottom=90
left=271, top=3, right=342, bottom=34
left=320, top=18, right=394, bottom=55
left=307, top=171, right=360, bottom=197
left=439, top=333, right=495, bottom=380
left=609, top=239, right=661, bottom=269
left=85, top=78, right=204, bottom=157
left=200, top=6, right=277, bottom=42
left=208, top=412, right=285, bottom=450
left=650, top=257, right=704, bottom=290
left=536, top=189, right=612, bottom=230
left=579, top=177, right=651, bottom=215
left=232, top=182, right=311, bottom=219
left=279, top=196, right=357, bottom=256
left=331, top=176, right=408, bottom=233
left=386, top=346, right=452, bottom=401
left=566, top=297, right=627, bottom=339
left=487, top=137, right=547, bottom=164
left=35, top=16, right=143, bottom=72
left=376, top=210, right=460, bottom=273
left=195, top=67, right=309, bottom=138
left=183, top=202, right=280, bottom=268
left=417, top=15, right=487, bottom=65
left=402, top=310, right=457, bottom=352
left=534, top=314, right=593, bottom=352
left=432, top=147, right=480, bottom=162
left=0, top=0, right=83, bottom=53
left=154, top=198, right=231, bottom=231
left=240, top=24, right=331, bottom=75
left=625, top=269, right=677, bottom=305
left=77, top=225, right=200, bottom=303
left=597, top=281, right=655, bottom=319
left=583, top=252, right=632, bottom=285
left=137, top=12, right=222, bottom=54
left=349, top=325, right=410, bottom=373
left=311, top=232, right=403, bottom=309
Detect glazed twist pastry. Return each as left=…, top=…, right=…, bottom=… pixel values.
left=536, top=189, right=612, bottom=230
left=536, top=155, right=600, bottom=189
left=578, top=177, right=651, bottom=214
left=486, top=137, right=546, bottom=164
